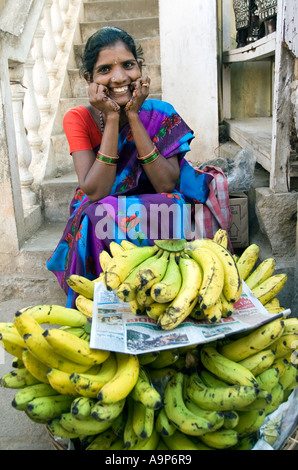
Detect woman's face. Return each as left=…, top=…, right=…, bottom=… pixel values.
left=91, top=41, right=142, bottom=107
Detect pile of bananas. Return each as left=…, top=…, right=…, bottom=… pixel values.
left=67, top=231, right=289, bottom=330
left=0, top=308, right=297, bottom=450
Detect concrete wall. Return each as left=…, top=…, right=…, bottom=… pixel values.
left=159, top=0, right=219, bottom=165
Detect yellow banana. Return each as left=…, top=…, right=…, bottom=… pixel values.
left=59, top=412, right=114, bottom=436
left=236, top=244, right=260, bottom=281
left=109, top=241, right=124, bottom=256
left=135, top=250, right=170, bottom=295
left=97, top=353, right=139, bottom=404
left=136, top=287, right=155, bottom=308
left=185, top=239, right=242, bottom=303
left=22, top=349, right=50, bottom=384
left=1, top=368, right=40, bottom=388
left=256, top=367, right=280, bottom=392
left=66, top=274, right=95, bottom=300
left=75, top=295, right=93, bottom=318
left=20, top=304, right=88, bottom=327
left=47, top=368, right=80, bottom=396
left=14, top=311, right=45, bottom=337
left=23, top=332, right=92, bottom=374
left=200, top=345, right=258, bottom=387
left=132, top=400, right=155, bottom=439
left=69, top=353, right=117, bottom=398
left=213, top=228, right=228, bottom=248
left=157, top=256, right=202, bottom=330
left=129, top=298, right=145, bottom=316
left=220, top=292, right=234, bottom=318
left=117, top=253, right=162, bottom=302
left=251, top=274, right=287, bottom=305
left=163, top=371, right=218, bottom=436
left=187, top=247, right=224, bottom=310
left=43, top=328, right=110, bottom=366
left=91, top=398, right=126, bottom=422
left=146, top=302, right=170, bottom=320
left=99, top=250, right=112, bottom=271
left=130, top=367, right=163, bottom=409
left=283, top=318, right=298, bottom=334
left=279, top=362, right=297, bottom=390
left=271, top=357, right=289, bottom=376
left=270, top=333, right=298, bottom=358
left=104, top=245, right=158, bottom=291
left=199, top=428, right=239, bottom=449
left=121, top=239, right=137, bottom=250
left=203, top=297, right=223, bottom=323
left=11, top=356, right=24, bottom=369
left=150, top=252, right=182, bottom=303
left=245, top=258, right=276, bottom=290
left=238, top=349, right=276, bottom=376
left=12, top=383, right=58, bottom=410
left=0, top=331, right=25, bottom=360
left=219, top=318, right=285, bottom=361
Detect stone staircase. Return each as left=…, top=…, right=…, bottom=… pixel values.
left=0, top=0, right=161, bottom=305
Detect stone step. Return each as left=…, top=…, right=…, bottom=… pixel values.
left=67, top=63, right=161, bottom=98
left=80, top=17, right=160, bottom=44
left=73, top=37, right=161, bottom=69
left=41, top=172, right=78, bottom=223
left=83, top=0, right=159, bottom=22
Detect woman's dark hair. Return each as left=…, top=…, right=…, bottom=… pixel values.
left=80, top=26, right=144, bottom=80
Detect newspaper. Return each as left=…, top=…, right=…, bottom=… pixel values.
left=89, top=281, right=291, bottom=355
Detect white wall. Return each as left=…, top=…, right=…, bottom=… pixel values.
left=159, top=0, right=219, bottom=165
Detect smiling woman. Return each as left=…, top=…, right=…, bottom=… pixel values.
left=46, top=26, right=231, bottom=308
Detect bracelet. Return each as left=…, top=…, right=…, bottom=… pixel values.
left=138, top=146, right=160, bottom=165
left=96, top=151, right=119, bottom=166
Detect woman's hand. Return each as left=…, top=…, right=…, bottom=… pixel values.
left=88, top=82, right=120, bottom=115
left=125, top=76, right=150, bottom=115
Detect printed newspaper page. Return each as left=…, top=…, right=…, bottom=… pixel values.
left=89, top=281, right=291, bottom=355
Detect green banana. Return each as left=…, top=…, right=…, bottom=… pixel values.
left=59, top=412, right=114, bottom=436
left=256, top=367, right=280, bottom=393
left=245, top=258, right=276, bottom=290
left=151, top=252, right=182, bottom=303
left=162, top=430, right=212, bottom=451
left=279, top=363, right=297, bottom=390
left=129, top=429, right=159, bottom=450
left=86, top=430, right=118, bottom=450
left=132, top=400, right=155, bottom=439
left=1, top=368, right=40, bottom=389
left=234, top=409, right=266, bottom=437
left=163, top=372, right=217, bottom=436
left=219, top=318, right=285, bottom=362
left=223, top=411, right=240, bottom=429
left=148, top=349, right=180, bottom=369
left=123, top=397, right=139, bottom=448
left=111, top=409, right=127, bottom=438
left=200, top=370, right=228, bottom=388
left=26, top=394, right=74, bottom=422
left=155, top=407, right=176, bottom=436
left=70, top=396, right=97, bottom=420
left=46, top=419, right=81, bottom=439
left=238, top=349, right=276, bottom=376
left=130, top=367, right=163, bottom=409
left=12, top=383, right=58, bottom=411
left=200, top=345, right=259, bottom=387
left=199, top=429, right=239, bottom=449
left=104, top=245, right=158, bottom=291
left=91, top=398, right=126, bottom=422
left=138, top=351, right=160, bottom=365
left=271, top=357, right=289, bottom=376
left=270, top=333, right=298, bottom=358
left=236, top=244, right=260, bottom=281
left=187, top=372, right=258, bottom=411
left=263, top=382, right=284, bottom=415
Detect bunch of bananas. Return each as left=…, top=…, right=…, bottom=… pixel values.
left=1, top=309, right=297, bottom=450
left=67, top=232, right=289, bottom=331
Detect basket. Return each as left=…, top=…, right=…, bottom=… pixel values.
left=281, top=426, right=298, bottom=450
left=45, top=426, right=68, bottom=451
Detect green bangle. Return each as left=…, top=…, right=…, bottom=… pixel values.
left=140, top=152, right=159, bottom=165
left=96, top=154, right=118, bottom=165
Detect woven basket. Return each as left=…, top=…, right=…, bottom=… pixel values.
left=45, top=426, right=68, bottom=451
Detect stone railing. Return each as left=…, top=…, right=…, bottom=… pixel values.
left=0, top=0, right=83, bottom=249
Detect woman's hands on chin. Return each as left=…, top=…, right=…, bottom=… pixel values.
left=88, top=82, right=120, bottom=115
left=125, top=76, right=150, bottom=116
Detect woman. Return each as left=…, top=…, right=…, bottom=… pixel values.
left=47, top=26, right=231, bottom=307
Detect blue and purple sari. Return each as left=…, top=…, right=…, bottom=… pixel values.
left=47, top=99, right=220, bottom=307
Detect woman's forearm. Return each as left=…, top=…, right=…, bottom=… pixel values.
left=127, top=112, right=180, bottom=193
